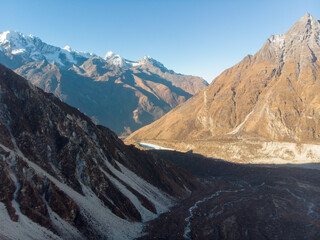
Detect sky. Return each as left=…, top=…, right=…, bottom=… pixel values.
left=0, top=0, right=319, bottom=82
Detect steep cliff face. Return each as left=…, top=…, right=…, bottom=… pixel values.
left=0, top=64, right=197, bottom=239
left=128, top=13, right=320, bottom=144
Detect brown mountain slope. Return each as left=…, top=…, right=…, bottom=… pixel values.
left=127, top=13, right=320, bottom=145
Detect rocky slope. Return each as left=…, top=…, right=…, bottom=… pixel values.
left=0, top=64, right=197, bottom=239
left=127, top=14, right=320, bottom=161
left=0, top=31, right=207, bottom=136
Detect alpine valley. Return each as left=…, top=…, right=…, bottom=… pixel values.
left=1, top=63, right=320, bottom=240
left=1, top=12, right=320, bottom=240
left=0, top=30, right=207, bottom=137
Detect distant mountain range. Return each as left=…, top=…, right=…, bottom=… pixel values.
left=0, top=30, right=207, bottom=136
left=127, top=13, right=320, bottom=163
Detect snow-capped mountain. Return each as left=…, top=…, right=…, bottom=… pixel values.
left=0, top=31, right=95, bottom=67
left=0, top=30, right=175, bottom=72
left=103, top=51, right=140, bottom=68
left=137, top=55, right=173, bottom=72
left=102, top=51, right=173, bottom=72
left=0, top=30, right=207, bottom=136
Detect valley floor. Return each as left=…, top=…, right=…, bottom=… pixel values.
left=130, top=139, right=320, bottom=169
left=137, top=150, right=320, bottom=240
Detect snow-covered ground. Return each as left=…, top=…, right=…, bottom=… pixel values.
left=0, top=202, right=64, bottom=240
left=139, top=142, right=174, bottom=151
left=0, top=136, right=174, bottom=240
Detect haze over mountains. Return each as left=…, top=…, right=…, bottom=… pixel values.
left=128, top=13, right=320, bottom=163
left=0, top=30, right=207, bottom=136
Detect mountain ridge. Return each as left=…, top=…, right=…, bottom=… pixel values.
left=0, top=30, right=197, bottom=75
left=0, top=30, right=208, bottom=136
left=127, top=13, right=320, bottom=161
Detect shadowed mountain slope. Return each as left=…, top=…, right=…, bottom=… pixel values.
left=0, top=64, right=197, bottom=239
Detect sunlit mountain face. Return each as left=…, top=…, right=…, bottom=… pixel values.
left=127, top=13, right=320, bottom=165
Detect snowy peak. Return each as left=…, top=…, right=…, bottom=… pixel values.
left=0, top=30, right=94, bottom=67
left=102, top=51, right=133, bottom=68
left=136, top=55, right=173, bottom=73
left=0, top=30, right=46, bottom=54
left=298, top=12, right=319, bottom=27
left=265, top=13, right=320, bottom=47
left=1, top=30, right=174, bottom=72
left=0, top=30, right=36, bottom=44
left=0, top=30, right=26, bottom=44
left=103, top=51, right=122, bottom=62
left=102, top=51, right=169, bottom=70
left=257, top=13, right=320, bottom=63
left=286, top=13, right=320, bottom=38
left=0, top=30, right=171, bottom=71
left=103, top=51, right=116, bottom=59
left=63, top=45, right=72, bottom=52
left=139, top=56, right=166, bottom=68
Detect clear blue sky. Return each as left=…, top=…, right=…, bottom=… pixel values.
left=0, top=0, right=319, bottom=82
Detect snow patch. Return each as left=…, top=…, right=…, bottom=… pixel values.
left=100, top=166, right=157, bottom=221
left=11, top=49, right=26, bottom=54
left=105, top=159, right=174, bottom=214
left=0, top=202, right=62, bottom=240
left=0, top=142, right=143, bottom=240
left=139, top=142, right=174, bottom=151
left=46, top=204, right=85, bottom=240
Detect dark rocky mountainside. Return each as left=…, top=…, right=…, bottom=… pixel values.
left=0, top=64, right=197, bottom=239
left=139, top=150, right=320, bottom=240
left=0, top=31, right=207, bottom=136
